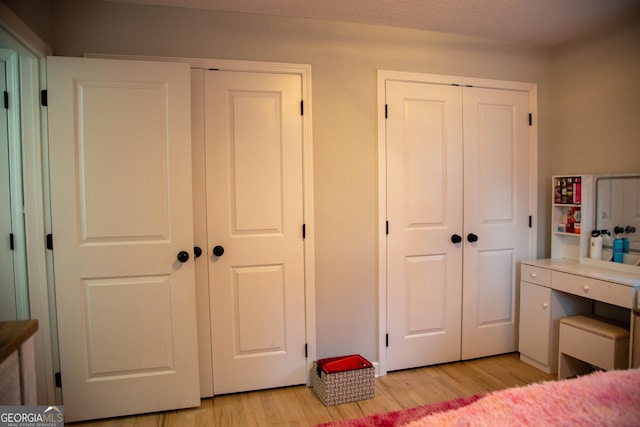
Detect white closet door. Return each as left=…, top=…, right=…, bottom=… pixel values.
left=205, top=70, right=307, bottom=394
left=385, top=78, right=532, bottom=371
left=461, top=87, right=531, bottom=359
left=0, top=60, right=15, bottom=321
left=385, top=81, right=464, bottom=371
left=48, top=56, right=199, bottom=422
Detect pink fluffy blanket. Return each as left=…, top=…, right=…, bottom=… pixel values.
left=406, top=368, right=640, bottom=427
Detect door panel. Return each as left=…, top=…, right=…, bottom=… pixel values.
left=47, top=57, right=199, bottom=422
left=79, top=82, right=170, bottom=240
left=83, top=276, right=174, bottom=376
left=206, top=70, right=306, bottom=394
left=477, top=250, right=513, bottom=322
left=386, top=81, right=463, bottom=371
left=461, top=87, right=530, bottom=359
left=235, top=265, right=285, bottom=353
left=406, top=255, right=447, bottom=332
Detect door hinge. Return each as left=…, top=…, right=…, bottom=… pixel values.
left=305, top=343, right=308, bottom=358
left=46, top=233, right=53, bottom=250
left=41, top=90, right=48, bottom=107
left=528, top=113, right=532, bottom=126
left=300, top=100, right=304, bottom=116
left=386, top=221, right=389, bottom=235
left=55, top=372, right=62, bottom=388
left=302, top=223, right=306, bottom=239
left=3, top=91, right=8, bottom=109
left=9, top=233, right=14, bottom=250
left=385, top=333, right=389, bottom=347
left=529, top=215, right=532, bottom=228
left=385, top=104, right=388, bottom=119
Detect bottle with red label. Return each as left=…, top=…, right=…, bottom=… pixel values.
left=574, top=177, right=581, bottom=204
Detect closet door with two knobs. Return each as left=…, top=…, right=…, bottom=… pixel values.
left=385, top=80, right=531, bottom=371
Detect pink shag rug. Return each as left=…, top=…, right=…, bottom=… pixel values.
left=316, top=368, right=640, bottom=427
left=315, top=394, right=482, bottom=427
left=406, top=368, right=640, bottom=427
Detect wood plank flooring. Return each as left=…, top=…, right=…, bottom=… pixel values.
left=70, top=353, right=555, bottom=426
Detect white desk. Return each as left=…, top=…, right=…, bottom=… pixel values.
left=519, top=258, right=640, bottom=374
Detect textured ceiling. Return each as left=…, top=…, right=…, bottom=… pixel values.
left=104, top=0, right=640, bottom=46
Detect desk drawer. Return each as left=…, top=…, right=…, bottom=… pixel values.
left=521, top=264, right=551, bottom=286
left=552, top=271, right=634, bottom=308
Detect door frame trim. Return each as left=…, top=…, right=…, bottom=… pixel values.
left=0, top=6, right=56, bottom=404
left=377, top=70, right=538, bottom=376
left=87, top=54, right=317, bottom=389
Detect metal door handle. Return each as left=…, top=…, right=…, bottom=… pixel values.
left=213, top=245, right=225, bottom=257
left=451, top=234, right=462, bottom=244
left=467, top=233, right=478, bottom=243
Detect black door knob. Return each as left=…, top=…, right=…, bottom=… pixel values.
left=194, top=246, right=202, bottom=258
left=177, top=251, right=190, bottom=263
left=451, top=234, right=462, bottom=244
left=213, top=245, right=225, bottom=257
left=467, top=233, right=478, bottom=243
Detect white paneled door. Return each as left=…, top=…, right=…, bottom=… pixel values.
left=461, top=87, right=530, bottom=359
left=47, top=57, right=200, bottom=422
left=385, top=79, right=531, bottom=371
left=204, top=70, right=307, bottom=394
left=385, top=81, right=464, bottom=371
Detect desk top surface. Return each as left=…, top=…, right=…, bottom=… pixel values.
left=0, top=320, right=38, bottom=364
left=523, top=258, right=640, bottom=288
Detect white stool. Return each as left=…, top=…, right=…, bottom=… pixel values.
left=558, top=315, right=629, bottom=380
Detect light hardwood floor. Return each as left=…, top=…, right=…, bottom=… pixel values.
left=70, top=353, right=555, bottom=426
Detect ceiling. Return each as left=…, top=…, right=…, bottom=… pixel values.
left=103, top=0, right=640, bottom=46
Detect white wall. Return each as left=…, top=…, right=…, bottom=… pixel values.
left=49, top=0, right=555, bottom=362
left=553, top=13, right=640, bottom=175
left=0, top=0, right=51, bottom=46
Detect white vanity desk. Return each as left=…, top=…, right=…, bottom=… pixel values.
left=519, top=258, right=640, bottom=375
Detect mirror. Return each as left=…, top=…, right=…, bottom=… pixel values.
left=595, top=174, right=640, bottom=253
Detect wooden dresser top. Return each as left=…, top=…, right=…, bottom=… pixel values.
left=0, top=320, right=38, bottom=363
